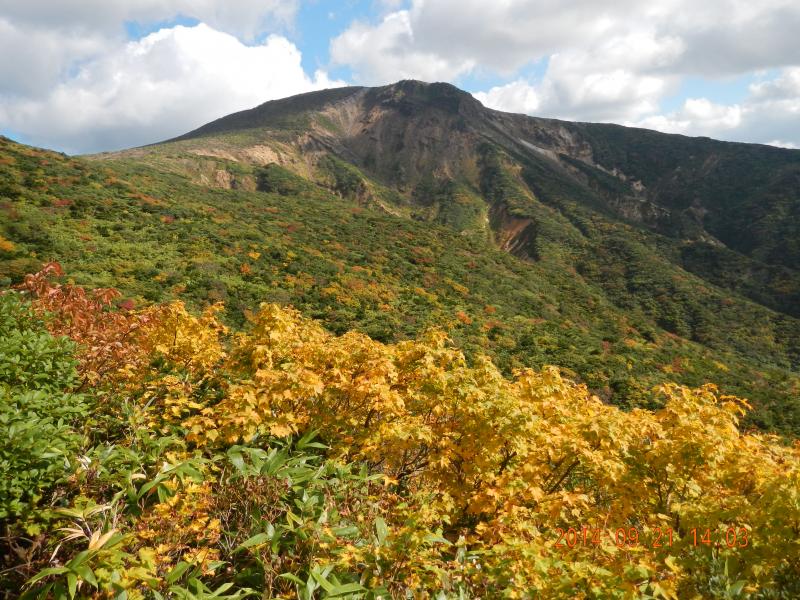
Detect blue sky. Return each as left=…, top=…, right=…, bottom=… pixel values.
left=1, top=0, right=798, bottom=153
left=295, top=0, right=364, bottom=81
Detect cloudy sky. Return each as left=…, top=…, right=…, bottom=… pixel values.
left=1, top=0, right=799, bottom=154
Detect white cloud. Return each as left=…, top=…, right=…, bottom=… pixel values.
left=330, top=11, right=474, bottom=84
left=476, top=70, right=671, bottom=124
left=0, top=24, right=344, bottom=153
left=0, top=0, right=298, bottom=41
left=767, top=140, right=798, bottom=149
left=668, top=1, right=800, bottom=75
left=475, top=33, right=683, bottom=123
left=401, top=0, right=646, bottom=76
left=474, top=80, right=542, bottom=115
left=751, top=69, right=800, bottom=95
left=330, top=0, right=800, bottom=146
left=0, top=0, right=300, bottom=103
left=0, top=18, right=109, bottom=97
left=540, top=33, right=683, bottom=122
left=634, top=98, right=742, bottom=135
left=330, top=0, right=641, bottom=84
left=631, top=68, right=800, bottom=146
left=478, top=66, right=800, bottom=148
left=331, top=0, right=800, bottom=85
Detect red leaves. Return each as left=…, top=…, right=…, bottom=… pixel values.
left=118, top=298, right=136, bottom=311
left=16, top=262, right=152, bottom=386
left=20, top=261, right=63, bottom=295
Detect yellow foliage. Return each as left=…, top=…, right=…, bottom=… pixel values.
left=123, top=302, right=227, bottom=428
left=0, top=235, right=14, bottom=252
left=137, top=480, right=221, bottom=575
left=139, top=301, right=227, bottom=373
left=128, top=303, right=800, bottom=596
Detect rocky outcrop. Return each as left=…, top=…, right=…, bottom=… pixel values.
left=489, top=201, right=538, bottom=260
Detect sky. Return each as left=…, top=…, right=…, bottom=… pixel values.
left=1, top=0, right=799, bottom=154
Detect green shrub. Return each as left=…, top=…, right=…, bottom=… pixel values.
left=0, top=293, right=89, bottom=521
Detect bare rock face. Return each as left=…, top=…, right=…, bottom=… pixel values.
left=489, top=201, right=538, bottom=260
left=214, top=169, right=233, bottom=189
left=242, top=145, right=283, bottom=166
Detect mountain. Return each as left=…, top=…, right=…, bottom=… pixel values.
left=1, top=80, right=799, bottom=433
left=166, top=80, right=800, bottom=311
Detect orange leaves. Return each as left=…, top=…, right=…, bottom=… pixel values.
left=17, top=262, right=151, bottom=385
left=0, top=234, right=15, bottom=252
left=455, top=310, right=472, bottom=325
left=17, top=264, right=227, bottom=430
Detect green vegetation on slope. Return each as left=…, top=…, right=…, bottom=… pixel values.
left=572, top=122, right=800, bottom=272
left=1, top=136, right=799, bottom=434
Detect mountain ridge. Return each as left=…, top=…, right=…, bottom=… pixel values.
left=132, top=80, right=800, bottom=318
left=168, top=80, right=800, bottom=155
left=150, top=80, right=800, bottom=268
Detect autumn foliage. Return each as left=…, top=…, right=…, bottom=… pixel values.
left=17, top=263, right=155, bottom=386
left=3, top=265, right=800, bottom=599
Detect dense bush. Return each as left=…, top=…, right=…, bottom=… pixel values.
left=0, top=292, right=89, bottom=521
left=1, top=268, right=798, bottom=599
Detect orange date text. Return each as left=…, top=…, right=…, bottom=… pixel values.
left=553, top=526, right=750, bottom=549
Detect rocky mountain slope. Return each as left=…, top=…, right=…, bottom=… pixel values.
left=152, top=80, right=800, bottom=316
left=2, top=80, right=799, bottom=433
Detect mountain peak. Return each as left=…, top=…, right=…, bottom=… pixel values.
left=367, top=79, right=484, bottom=116
left=154, top=80, right=800, bottom=287
left=379, top=79, right=473, bottom=97
left=167, top=81, right=486, bottom=144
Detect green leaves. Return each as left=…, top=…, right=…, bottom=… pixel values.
left=0, top=292, right=78, bottom=391
left=374, top=517, right=389, bottom=546
left=233, top=533, right=271, bottom=553
left=296, top=429, right=328, bottom=451
left=165, top=579, right=256, bottom=600
left=23, top=533, right=125, bottom=599
left=226, top=444, right=289, bottom=478
left=280, top=566, right=366, bottom=600
left=135, top=455, right=207, bottom=503
left=26, top=567, right=71, bottom=586
left=0, top=293, right=89, bottom=520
